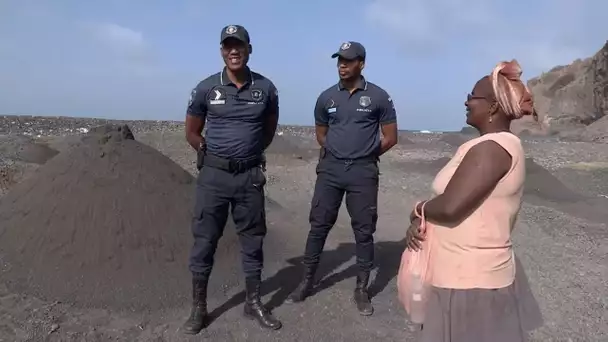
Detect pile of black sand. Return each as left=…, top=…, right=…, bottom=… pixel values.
left=0, top=135, right=59, bottom=165
left=439, top=133, right=468, bottom=147
left=397, top=132, right=415, bottom=145
left=396, top=157, right=451, bottom=176
left=266, top=135, right=317, bottom=160
left=524, top=157, right=587, bottom=203
left=0, top=124, right=246, bottom=312
left=524, top=157, right=608, bottom=224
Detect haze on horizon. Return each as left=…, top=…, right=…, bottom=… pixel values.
left=1, top=0, right=606, bottom=131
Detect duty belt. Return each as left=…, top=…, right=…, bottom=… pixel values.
left=202, top=153, right=263, bottom=173
left=319, top=147, right=379, bottom=163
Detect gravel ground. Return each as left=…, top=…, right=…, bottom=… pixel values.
left=0, top=116, right=607, bottom=342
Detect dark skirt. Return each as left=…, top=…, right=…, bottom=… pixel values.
left=418, top=257, right=543, bottom=342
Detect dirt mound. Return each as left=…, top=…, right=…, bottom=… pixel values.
left=397, top=132, right=414, bottom=145
left=525, top=158, right=608, bottom=223
left=439, top=133, right=467, bottom=147
left=459, top=126, right=477, bottom=135
left=0, top=135, right=59, bottom=164
left=266, top=134, right=316, bottom=160
left=524, top=158, right=587, bottom=203
left=395, top=157, right=451, bottom=176
left=0, top=124, right=254, bottom=312
left=0, top=161, right=40, bottom=197
left=396, top=156, right=586, bottom=202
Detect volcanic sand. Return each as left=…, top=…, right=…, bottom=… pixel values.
left=1, top=125, right=607, bottom=341
left=0, top=125, right=288, bottom=312
left=0, top=134, right=59, bottom=165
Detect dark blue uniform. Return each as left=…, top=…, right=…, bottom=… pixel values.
left=187, top=67, right=278, bottom=281
left=287, top=41, right=397, bottom=315
left=305, top=77, right=396, bottom=273
left=182, top=24, right=281, bottom=334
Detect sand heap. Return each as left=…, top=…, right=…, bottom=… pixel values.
left=266, top=135, right=317, bottom=161
left=0, top=134, right=59, bottom=165
left=0, top=125, right=244, bottom=311
left=524, top=157, right=587, bottom=203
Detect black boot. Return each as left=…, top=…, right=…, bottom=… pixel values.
left=182, top=278, right=208, bottom=334
left=285, top=264, right=317, bottom=304
left=243, top=277, right=282, bottom=330
left=353, top=271, right=373, bottom=316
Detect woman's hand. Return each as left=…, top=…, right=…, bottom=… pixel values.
left=406, top=218, right=425, bottom=251
left=409, top=200, right=425, bottom=223
left=409, top=208, right=417, bottom=223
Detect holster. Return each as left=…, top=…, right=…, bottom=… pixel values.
left=319, top=147, right=327, bottom=161
left=196, top=148, right=206, bottom=171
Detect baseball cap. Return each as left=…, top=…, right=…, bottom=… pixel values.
left=220, top=25, right=250, bottom=44
left=331, top=41, right=366, bottom=61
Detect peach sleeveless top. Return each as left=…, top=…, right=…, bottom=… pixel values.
left=429, top=132, right=525, bottom=289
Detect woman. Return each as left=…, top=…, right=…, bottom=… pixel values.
left=405, top=60, right=543, bottom=342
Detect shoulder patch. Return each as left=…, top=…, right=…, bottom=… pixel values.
left=188, top=88, right=196, bottom=106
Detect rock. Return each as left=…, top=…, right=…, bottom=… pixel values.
left=522, top=41, right=608, bottom=139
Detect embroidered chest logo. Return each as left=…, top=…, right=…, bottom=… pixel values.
left=209, top=88, right=226, bottom=105
left=359, top=96, right=371, bottom=107
left=357, top=96, right=372, bottom=112
left=249, top=89, right=265, bottom=104
left=326, top=99, right=337, bottom=113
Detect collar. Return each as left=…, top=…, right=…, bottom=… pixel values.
left=338, top=76, right=368, bottom=91
left=220, top=67, right=254, bottom=86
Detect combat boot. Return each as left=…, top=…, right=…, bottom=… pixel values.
left=182, top=278, right=208, bottom=334
left=243, top=277, right=282, bottom=330
left=353, top=271, right=374, bottom=316
left=285, top=264, right=317, bottom=303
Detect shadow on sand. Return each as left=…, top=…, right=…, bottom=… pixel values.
left=205, top=239, right=406, bottom=326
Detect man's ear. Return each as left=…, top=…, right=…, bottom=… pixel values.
left=359, top=60, right=365, bottom=71
left=248, top=44, right=253, bottom=54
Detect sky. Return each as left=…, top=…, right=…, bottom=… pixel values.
left=1, top=0, right=606, bottom=131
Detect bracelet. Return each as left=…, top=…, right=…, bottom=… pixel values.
left=414, top=200, right=427, bottom=218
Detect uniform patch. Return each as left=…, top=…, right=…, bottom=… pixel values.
left=359, top=96, right=371, bottom=108
left=209, top=88, right=226, bottom=105
left=188, top=89, right=196, bottom=107
left=340, top=42, right=351, bottom=50
left=225, top=25, right=238, bottom=34
left=251, top=89, right=264, bottom=102
left=327, top=107, right=337, bottom=113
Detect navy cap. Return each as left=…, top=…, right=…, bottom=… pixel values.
left=220, top=25, right=250, bottom=44
left=331, top=41, right=366, bottom=61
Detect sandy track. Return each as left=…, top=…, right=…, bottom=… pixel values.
left=0, top=119, right=607, bottom=341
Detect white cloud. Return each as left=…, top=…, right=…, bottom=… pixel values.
left=365, top=0, right=490, bottom=45
left=363, top=0, right=606, bottom=72
left=94, top=22, right=145, bottom=49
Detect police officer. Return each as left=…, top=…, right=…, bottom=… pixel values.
left=182, top=24, right=281, bottom=334
left=286, top=41, right=398, bottom=316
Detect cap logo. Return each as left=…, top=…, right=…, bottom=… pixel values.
left=225, top=25, right=238, bottom=34
left=340, top=42, right=351, bottom=50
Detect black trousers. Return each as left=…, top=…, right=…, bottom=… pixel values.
left=188, top=164, right=267, bottom=281
left=303, top=153, right=379, bottom=273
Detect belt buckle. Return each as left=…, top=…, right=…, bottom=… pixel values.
left=228, top=159, right=238, bottom=173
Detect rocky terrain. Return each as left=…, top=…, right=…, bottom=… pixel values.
left=518, top=41, right=608, bottom=142
left=0, top=115, right=607, bottom=342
